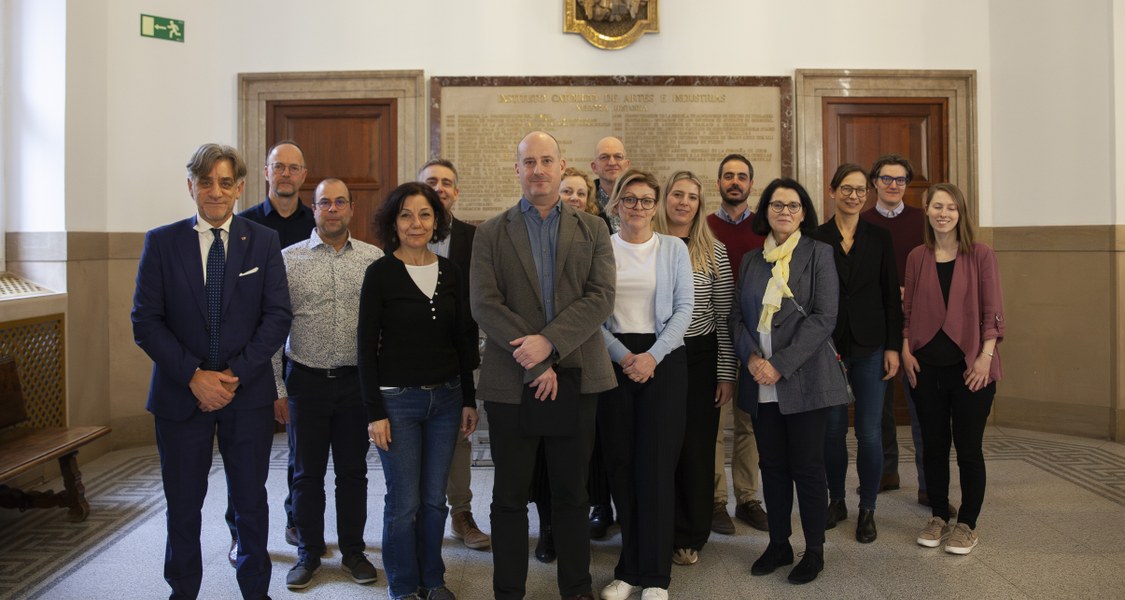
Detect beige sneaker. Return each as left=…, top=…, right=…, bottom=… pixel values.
left=944, top=522, right=979, bottom=555
left=916, top=516, right=950, bottom=548
left=671, top=548, right=698, bottom=566
left=601, top=579, right=641, bottom=600
left=450, top=511, right=491, bottom=550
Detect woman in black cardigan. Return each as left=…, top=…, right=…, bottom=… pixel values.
left=358, top=182, right=480, bottom=600
left=812, top=164, right=902, bottom=544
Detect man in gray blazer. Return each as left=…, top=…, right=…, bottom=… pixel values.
left=471, top=131, right=616, bottom=600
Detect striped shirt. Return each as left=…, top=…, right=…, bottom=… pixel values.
left=682, top=240, right=738, bottom=382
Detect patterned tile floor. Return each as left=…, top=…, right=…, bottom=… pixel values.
left=2, top=426, right=1123, bottom=599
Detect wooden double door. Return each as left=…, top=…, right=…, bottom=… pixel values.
left=265, top=98, right=398, bottom=246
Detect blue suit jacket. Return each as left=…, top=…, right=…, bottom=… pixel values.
left=132, top=215, right=293, bottom=422
left=730, top=235, right=847, bottom=417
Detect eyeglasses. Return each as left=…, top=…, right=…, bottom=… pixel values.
left=877, top=175, right=908, bottom=186
left=314, top=198, right=351, bottom=210
left=768, top=201, right=803, bottom=214
left=838, top=185, right=868, bottom=197
left=270, top=162, right=306, bottom=174
left=620, top=196, right=656, bottom=210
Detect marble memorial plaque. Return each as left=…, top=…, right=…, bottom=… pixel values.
left=431, top=76, right=792, bottom=222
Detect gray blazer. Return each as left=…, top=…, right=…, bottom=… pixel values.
left=730, top=235, right=847, bottom=416
left=471, top=202, right=617, bottom=403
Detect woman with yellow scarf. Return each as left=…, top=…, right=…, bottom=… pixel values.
left=730, top=178, right=849, bottom=585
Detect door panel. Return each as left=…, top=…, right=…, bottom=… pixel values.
left=822, top=98, right=947, bottom=219
left=822, top=97, right=948, bottom=426
left=266, top=99, right=398, bottom=246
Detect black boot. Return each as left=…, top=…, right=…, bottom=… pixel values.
left=825, top=499, right=847, bottom=530
left=787, top=548, right=824, bottom=584
left=589, top=504, right=612, bottom=540
left=535, top=525, right=556, bottom=563
left=751, top=541, right=794, bottom=576
left=856, top=509, right=877, bottom=543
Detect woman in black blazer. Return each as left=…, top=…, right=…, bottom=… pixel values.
left=812, top=164, right=903, bottom=544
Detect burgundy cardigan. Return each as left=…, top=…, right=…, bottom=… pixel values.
left=902, top=242, right=1005, bottom=382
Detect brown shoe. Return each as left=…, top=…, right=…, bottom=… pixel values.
left=228, top=537, right=238, bottom=567
left=918, top=491, right=959, bottom=518
left=735, top=500, right=769, bottom=532
left=711, top=504, right=735, bottom=535
left=451, top=511, right=491, bottom=550
left=878, top=473, right=900, bottom=492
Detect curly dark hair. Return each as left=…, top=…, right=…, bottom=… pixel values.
left=373, top=182, right=450, bottom=252
left=750, top=178, right=819, bottom=237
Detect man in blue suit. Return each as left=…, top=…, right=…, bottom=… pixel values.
left=132, top=143, right=292, bottom=600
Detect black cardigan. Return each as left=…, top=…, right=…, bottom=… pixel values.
left=357, top=254, right=479, bottom=421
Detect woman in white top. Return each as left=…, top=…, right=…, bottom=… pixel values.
left=598, top=169, right=694, bottom=600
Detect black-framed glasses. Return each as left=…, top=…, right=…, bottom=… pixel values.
left=270, top=162, right=306, bottom=174
left=838, top=185, right=868, bottom=197
left=877, top=175, right=908, bottom=186
left=768, top=201, right=803, bottom=214
left=620, top=196, right=656, bottom=210
left=314, top=198, right=351, bottom=210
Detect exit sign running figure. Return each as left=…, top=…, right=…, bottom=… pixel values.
left=140, top=14, right=184, bottom=42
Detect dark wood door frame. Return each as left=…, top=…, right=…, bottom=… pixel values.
left=237, top=70, right=426, bottom=214
left=795, top=69, right=978, bottom=223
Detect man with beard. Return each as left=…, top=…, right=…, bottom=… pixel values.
left=232, top=140, right=316, bottom=558
left=704, top=153, right=769, bottom=536
left=278, top=179, right=383, bottom=589
left=590, top=136, right=631, bottom=233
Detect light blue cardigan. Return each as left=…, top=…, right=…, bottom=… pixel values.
left=601, top=232, right=695, bottom=364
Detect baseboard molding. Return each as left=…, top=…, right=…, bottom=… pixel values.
left=994, top=394, right=1113, bottom=440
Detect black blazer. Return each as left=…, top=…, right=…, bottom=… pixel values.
left=448, top=216, right=479, bottom=337
left=812, top=218, right=903, bottom=357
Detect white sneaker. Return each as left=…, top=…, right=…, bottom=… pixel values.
left=601, top=579, right=641, bottom=600
left=641, top=588, right=668, bottom=600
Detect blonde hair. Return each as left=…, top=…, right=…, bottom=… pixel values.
left=922, top=183, right=976, bottom=255
left=562, top=167, right=599, bottom=216
left=654, top=170, right=719, bottom=276
left=605, top=169, right=660, bottom=218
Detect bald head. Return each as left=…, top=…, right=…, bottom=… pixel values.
left=591, top=136, right=630, bottom=194
left=516, top=131, right=566, bottom=207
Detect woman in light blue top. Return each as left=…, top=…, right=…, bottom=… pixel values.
left=598, top=169, right=694, bottom=600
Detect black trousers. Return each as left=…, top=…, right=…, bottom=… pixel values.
left=487, top=394, right=598, bottom=599
left=286, top=365, right=369, bottom=561
left=752, top=402, right=829, bottom=549
left=673, top=333, right=721, bottom=551
left=911, top=360, right=995, bottom=529
left=599, top=335, right=687, bottom=589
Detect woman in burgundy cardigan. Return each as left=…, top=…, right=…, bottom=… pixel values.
left=901, top=183, right=1004, bottom=556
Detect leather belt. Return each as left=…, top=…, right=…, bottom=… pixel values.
left=291, top=361, right=357, bottom=379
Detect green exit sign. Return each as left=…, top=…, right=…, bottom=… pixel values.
left=140, top=14, right=184, bottom=42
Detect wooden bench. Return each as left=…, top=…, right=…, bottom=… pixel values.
left=0, top=356, right=110, bottom=522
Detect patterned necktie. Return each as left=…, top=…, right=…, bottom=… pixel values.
left=206, top=228, right=225, bottom=370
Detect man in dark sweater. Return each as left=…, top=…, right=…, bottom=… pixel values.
left=704, top=154, right=768, bottom=536
left=859, top=154, right=947, bottom=513
left=590, top=136, right=631, bottom=233
left=419, top=158, right=490, bottom=552
left=224, top=140, right=315, bottom=561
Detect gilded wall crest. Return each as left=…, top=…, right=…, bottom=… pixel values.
left=565, top=0, right=658, bottom=50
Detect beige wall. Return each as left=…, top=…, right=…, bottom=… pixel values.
left=990, top=226, right=1123, bottom=440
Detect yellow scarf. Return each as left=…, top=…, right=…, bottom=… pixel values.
left=757, top=230, right=802, bottom=334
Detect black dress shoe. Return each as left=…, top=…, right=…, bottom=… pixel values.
left=825, top=499, right=847, bottom=530
left=856, top=509, right=877, bottom=543
left=878, top=473, right=900, bottom=492
left=589, top=504, right=612, bottom=540
left=228, top=537, right=238, bottom=567
left=535, top=525, right=557, bottom=563
left=787, top=549, right=824, bottom=584
left=751, top=541, right=794, bottom=576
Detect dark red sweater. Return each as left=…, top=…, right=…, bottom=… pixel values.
left=706, top=213, right=766, bottom=282
left=860, top=204, right=925, bottom=286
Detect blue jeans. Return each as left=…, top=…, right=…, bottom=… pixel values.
left=377, top=379, right=462, bottom=599
left=825, top=348, right=885, bottom=510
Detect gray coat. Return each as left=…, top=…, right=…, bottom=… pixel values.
left=730, top=235, right=848, bottom=416
left=470, top=202, right=617, bottom=403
